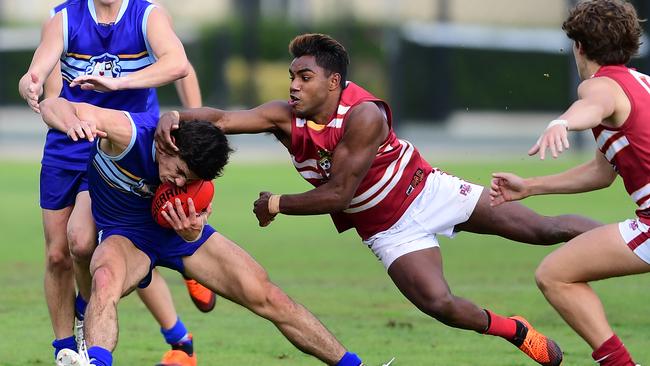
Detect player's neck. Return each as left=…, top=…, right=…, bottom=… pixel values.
left=311, top=91, right=342, bottom=125
left=93, top=0, right=123, bottom=24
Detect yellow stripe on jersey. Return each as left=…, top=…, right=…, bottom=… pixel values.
left=306, top=120, right=326, bottom=131
left=65, top=52, right=92, bottom=60
left=114, top=161, right=142, bottom=181
left=117, top=50, right=149, bottom=59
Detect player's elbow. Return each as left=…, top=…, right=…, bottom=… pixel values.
left=170, top=59, right=190, bottom=81
left=329, top=188, right=355, bottom=212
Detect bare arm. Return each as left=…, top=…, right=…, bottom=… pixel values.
left=529, top=77, right=619, bottom=159
left=18, top=14, right=63, bottom=113
left=490, top=150, right=617, bottom=205
left=155, top=101, right=292, bottom=154
left=43, top=61, right=63, bottom=99
left=252, top=102, right=389, bottom=225
left=39, top=98, right=132, bottom=152
left=70, top=7, right=189, bottom=91
left=174, top=62, right=202, bottom=108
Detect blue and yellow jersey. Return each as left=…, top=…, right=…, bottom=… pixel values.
left=43, top=0, right=160, bottom=170
left=88, top=111, right=160, bottom=230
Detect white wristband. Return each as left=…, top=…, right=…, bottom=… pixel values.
left=547, top=119, right=569, bottom=130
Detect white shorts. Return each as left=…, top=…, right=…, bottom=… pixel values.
left=363, top=170, right=483, bottom=269
left=618, top=218, right=650, bottom=264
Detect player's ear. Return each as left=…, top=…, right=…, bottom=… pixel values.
left=328, top=72, right=341, bottom=91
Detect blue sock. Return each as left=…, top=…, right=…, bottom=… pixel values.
left=75, top=293, right=88, bottom=321
left=88, top=346, right=112, bottom=366
left=160, top=317, right=190, bottom=345
left=336, top=352, right=363, bottom=366
left=52, top=336, right=77, bottom=358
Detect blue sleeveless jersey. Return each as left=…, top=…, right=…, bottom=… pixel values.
left=88, top=111, right=160, bottom=230
left=43, top=0, right=159, bottom=170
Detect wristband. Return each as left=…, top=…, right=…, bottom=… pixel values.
left=547, top=119, right=569, bottom=130
left=268, top=194, right=281, bottom=215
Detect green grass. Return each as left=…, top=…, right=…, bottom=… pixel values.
left=0, top=158, right=647, bottom=366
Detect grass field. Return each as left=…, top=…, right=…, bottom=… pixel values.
left=0, top=158, right=648, bottom=366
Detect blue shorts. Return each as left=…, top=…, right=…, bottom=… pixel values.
left=98, top=224, right=217, bottom=288
left=40, top=165, right=89, bottom=210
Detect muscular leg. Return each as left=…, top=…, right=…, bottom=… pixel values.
left=456, top=189, right=602, bottom=245
left=136, top=270, right=178, bottom=330
left=535, top=224, right=650, bottom=349
left=85, top=235, right=151, bottom=350
left=67, top=191, right=96, bottom=301
left=183, top=232, right=346, bottom=365
left=42, top=207, right=76, bottom=340
left=387, top=247, right=488, bottom=331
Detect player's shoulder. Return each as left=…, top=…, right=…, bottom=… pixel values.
left=578, top=75, right=621, bottom=98
left=346, top=101, right=385, bottom=125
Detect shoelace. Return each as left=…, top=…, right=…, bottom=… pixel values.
left=75, top=319, right=89, bottom=362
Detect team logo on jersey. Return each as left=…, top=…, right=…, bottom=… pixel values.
left=317, top=149, right=332, bottom=177
left=132, top=180, right=156, bottom=198
left=630, top=219, right=639, bottom=231
left=86, top=53, right=122, bottom=78
left=406, top=168, right=424, bottom=196
left=459, top=183, right=472, bottom=196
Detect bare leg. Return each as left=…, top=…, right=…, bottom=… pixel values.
left=85, top=235, right=150, bottom=350
left=387, top=247, right=488, bottom=330
left=183, top=232, right=346, bottom=365
left=137, top=269, right=178, bottom=329
left=456, top=190, right=602, bottom=244
left=67, top=191, right=96, bottom=301
left=42, top=207, right=76, bottom=340
left=535, top=224, right=650, bottom=349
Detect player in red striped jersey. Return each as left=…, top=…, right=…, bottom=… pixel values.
left=490, top=1, right=649, bottom=365
left=156, top=33, right=602, bottom=366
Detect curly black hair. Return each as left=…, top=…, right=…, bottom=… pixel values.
left=563, top=0, right=643, bottom=65
left=289, top=33, right=350, bottom=88
left=171, top=120, right=233, bottom=180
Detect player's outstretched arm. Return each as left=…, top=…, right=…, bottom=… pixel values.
left=252, top=102, right=387, bottom=226
left=155, top=101, right=291, bottom=154
left=530, top=77, right=618, bottom=159
left=18, top=14, right=64, bottom=113
left=490, top=150, right=616, bottom=206
left=40, top=98, right=135, bottom=153
left=70, top=7, right=189, bottom=91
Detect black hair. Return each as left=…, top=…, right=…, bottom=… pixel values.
left=171, top=120, right=233, bottom=180
left=289, top=33, right=349, bottom=88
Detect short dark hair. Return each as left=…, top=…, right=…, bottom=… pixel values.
left=563, top=0, right=642, bottom=65
left=289, top=33, right=349, bottom=88
left=172, top=120, right=233, bottom=180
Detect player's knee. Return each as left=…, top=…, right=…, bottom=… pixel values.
left=45, top=241, right=73, bottom=272
left=416, top=290, right=456, bottom=321
left=67, top=227, right=95, bottom=261
left=248, top=282, right=295, bottom=320
left=535, top=258, right=558, bottom=293
left=92, top=266, right=121, bottom=301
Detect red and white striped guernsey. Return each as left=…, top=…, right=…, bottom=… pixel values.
left=289, top=82, right=433, bottom=239
left=592, top=65, right=650, bottom=224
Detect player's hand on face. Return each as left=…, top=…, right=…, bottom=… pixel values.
left=162, top=198, right=207, bottom=242
left=529, top=124, right=570, bottom=160
left=69, top=75, right=123, bottom=92
left=66, top=120, right=107, bottom=142
left=155, top=111, right=180, bottom=155
left=253, top=191, right=276, bottom=227
left=489, top=172, right=529, bottom=206
left=19, top=72, right=43, bottom=113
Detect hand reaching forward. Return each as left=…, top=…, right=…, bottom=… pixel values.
left=489, top=172, right=530, bottom=206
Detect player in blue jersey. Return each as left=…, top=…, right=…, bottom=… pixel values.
left=17, top=1, right=213, bottom=365
left=37, top=96, right=373, bottom=366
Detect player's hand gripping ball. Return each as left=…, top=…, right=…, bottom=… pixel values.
left=152, top=180, right=214, bottom=228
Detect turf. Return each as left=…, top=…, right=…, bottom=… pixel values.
left=0, top=158, right=647, bottom=366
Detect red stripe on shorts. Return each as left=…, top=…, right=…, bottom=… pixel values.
left=628, top=230, right=650, bottom=251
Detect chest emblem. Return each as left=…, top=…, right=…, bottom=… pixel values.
left=86, top=53, right=122, bottom=78
left=317, top=149, right=332, bottom=177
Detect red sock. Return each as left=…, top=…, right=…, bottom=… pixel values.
left=592, top=334, right=635, bottom=366
left=482, top=309, right=517, bottom=340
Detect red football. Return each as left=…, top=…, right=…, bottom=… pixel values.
left=152, top=180, right=214, bottom=228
